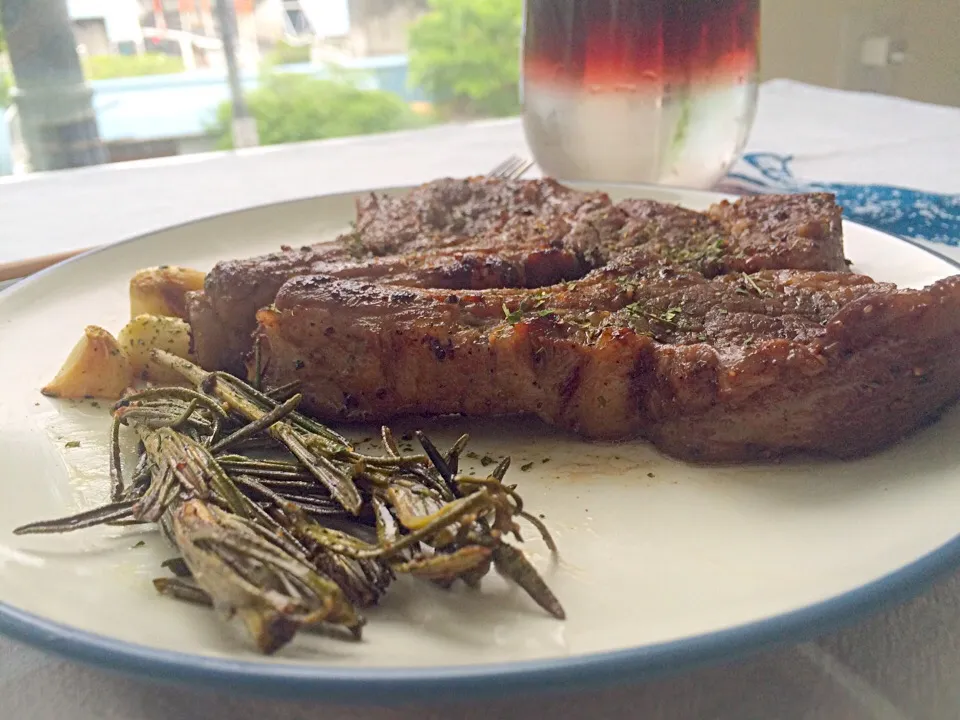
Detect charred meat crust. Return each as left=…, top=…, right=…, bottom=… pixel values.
left=189, top=178, right=847, bottom=374
left=189, top=177, right=960, bottom=462
left=255, top=258, right=960, bottom=461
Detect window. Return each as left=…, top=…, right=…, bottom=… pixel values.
left=0, top=0, right=522, bottom=173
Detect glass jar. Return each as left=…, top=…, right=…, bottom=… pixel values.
left=522, top=0, right=760, bottom=188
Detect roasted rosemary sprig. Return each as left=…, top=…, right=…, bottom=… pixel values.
left=14, top=351, right=564, bottom=654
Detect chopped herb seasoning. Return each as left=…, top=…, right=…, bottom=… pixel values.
left=531, top=292, right=549, bottom=308
left=342, top=229, right=367, bottom=259
left=502, top=293, right=559, bottom=325
left=738, top=272, right=767, bottom=297
left=624, top=301, right=646, bottom=319
left=626, top=302, right=682, bottom=328
left=65, top=440, right=81, bottom=448
left=520, top=462, right=534, bottom=472
left=480, top=455, right=495, bottom=467
left=132, top=540, right=146, bottom=549
left=661, top=233, right=727, bottom=268
left=661, top=307, right=681, bottom=323
left=502, top=303, right=523, bottom=324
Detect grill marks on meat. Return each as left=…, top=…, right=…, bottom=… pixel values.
left=190, top=177, right=960, bottom=461
left=255, top=264, right=960, bottom=461
left=189, top=178, right=846, bottom=373
left=192, top=178, right=607, bottom=372
left=191, top=179, right=960, bottom=460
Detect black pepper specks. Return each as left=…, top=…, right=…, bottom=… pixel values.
left=389, top=291, right=417, bottom=304
left=425, top=336, right=454, bottom=361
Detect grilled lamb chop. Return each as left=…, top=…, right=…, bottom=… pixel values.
left=188, top=178, right=846, bottom=373
left=252, top=252, right=960, bottom=461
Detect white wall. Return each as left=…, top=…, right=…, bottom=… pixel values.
left=67, top=0, right=143, bottom=45
left=892, top=0, right=960, bottom=107
left=760, top=0, right=960, bottom=107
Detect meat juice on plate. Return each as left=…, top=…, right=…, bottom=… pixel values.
left=522, top=0, right=760, bottom=188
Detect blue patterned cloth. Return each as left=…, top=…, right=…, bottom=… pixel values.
left=723, top=152, right=960, bottom=246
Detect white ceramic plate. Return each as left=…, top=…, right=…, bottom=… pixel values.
left=1, top=184, right=959, bottom=702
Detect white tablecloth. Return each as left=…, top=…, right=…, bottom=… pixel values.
left=2, top=80, right=960, bottom=719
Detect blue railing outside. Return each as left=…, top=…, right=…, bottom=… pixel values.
left=0, top=54, right=423, bottom=175
left=0, top=112, right=10, bottom=176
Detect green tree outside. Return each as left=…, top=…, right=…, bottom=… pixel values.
left=210, top=71, right=431, bottom=149
left=264, top=40, right=311, bottom=67
left=1, top=26, right=189, bottom=105
left=82, top=53, right=185, bottom=81
left=407, top=0, right=522, bottom=119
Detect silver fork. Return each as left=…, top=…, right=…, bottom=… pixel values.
left=488, top=155, right=534, bottom=180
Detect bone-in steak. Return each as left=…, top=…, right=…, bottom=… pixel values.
left=188, top=177, right=960, bottom=462
left=254, top=252, right=960, bottom=461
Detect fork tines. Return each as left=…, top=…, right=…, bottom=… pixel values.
left=488, top=155, right=534, bottom=180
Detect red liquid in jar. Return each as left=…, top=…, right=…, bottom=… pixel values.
left=522, top=0, right=760, bottom=187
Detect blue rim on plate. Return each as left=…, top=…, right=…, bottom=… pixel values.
left=2, top=532, right=959, bottom=702
left=1, top=191, right=958, bottom=703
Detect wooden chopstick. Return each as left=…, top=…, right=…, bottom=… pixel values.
left=0, top=246, right=96, bottom=283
